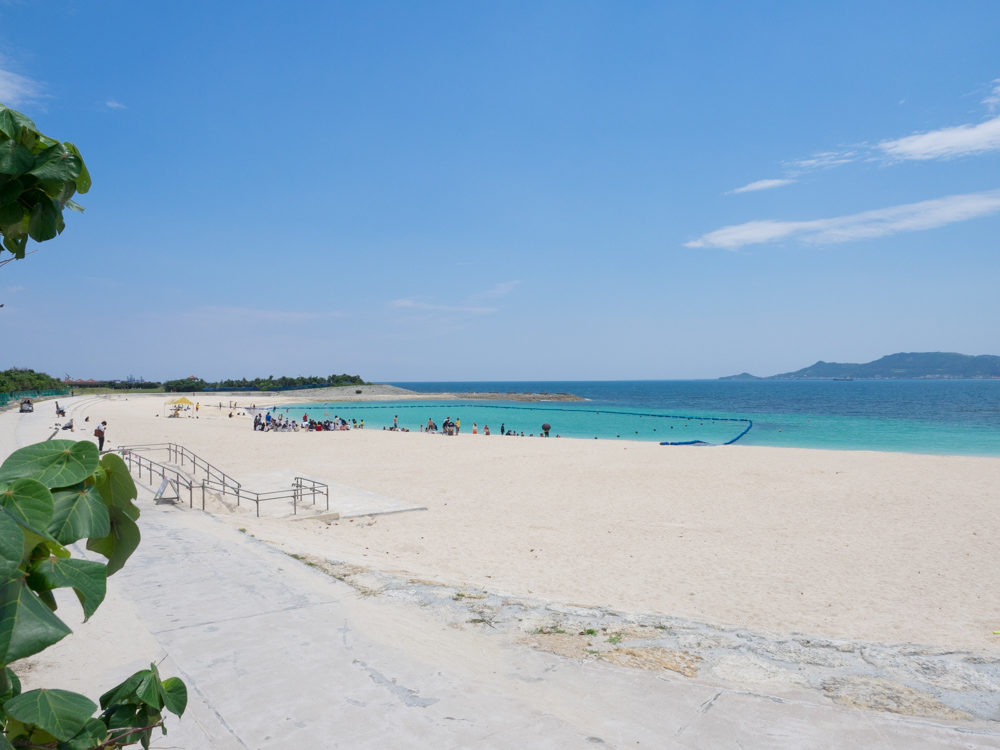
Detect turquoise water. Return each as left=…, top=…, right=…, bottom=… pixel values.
left=282, top=380, right=1000, bottom=456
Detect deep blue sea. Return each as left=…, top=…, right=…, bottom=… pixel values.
left=286, top=381, right=1000, bottom=456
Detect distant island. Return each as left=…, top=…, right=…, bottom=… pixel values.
left=720, top=352, right=1000, bottom=380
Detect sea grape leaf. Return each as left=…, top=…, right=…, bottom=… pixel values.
left=3, top=688, right=98, bottom=742
left=66, top=717, right=108, bottom=750
left=0, top=478, right=54, bottom=531
left=28, top=143, right=81, bottom=182
left=0, top=201, right=24, bottom=226
left=30, top=558, right=106, bottom=620
left=0, top=139, right=33, bottom=174
left=160, top=677, right=187, bottom=716
left=0, top=107, right=36, bottom=141
left=48, top=484, right=110, bottom=545
left=64, top=143, right=91, bottom=194
left=0, top=441, right=99, bottom=489
left=92, top=453, right=140, bottom=521
left=0, top=733, right=13, bottom=750
left=85, top=505, right=139, bottom=576
left=0, top=578, right=72, bottom=663
left=100, top=670, right=146, bottom=709
left=0, top=510, right=25, bottom=579
left=135, top=665, right=163, bottom=710
left=0, top=177, right=22, bottom=204
left=27, top=198, right=58, bottom=242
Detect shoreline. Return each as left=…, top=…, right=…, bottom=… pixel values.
left=43, top=393, right=1000, bottom=656
left=5, top=397, right=1000, bottom=726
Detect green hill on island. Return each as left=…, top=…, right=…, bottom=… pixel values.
left=721, top=352, right=1000, bottom=380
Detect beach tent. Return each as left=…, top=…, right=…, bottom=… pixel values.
left=170, top=397, right=194, bottom=405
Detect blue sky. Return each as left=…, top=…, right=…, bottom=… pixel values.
left=1, top=1, right=998, bottom=381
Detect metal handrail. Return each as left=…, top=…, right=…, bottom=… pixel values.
left=120, top=449, right=195, bottom=506
left=118, top=443, right=329, bottom=518
left=118, top=443, right=241, bottom=496
left=200, top=475, right=328, bottom=517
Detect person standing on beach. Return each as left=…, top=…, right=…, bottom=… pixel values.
left=484, top=424, right=490, bottom=435
left=501, top=422, right=505, bottom=436
left=94, top=421, right=107, bottom=452
left=393, top=414, right=398, bottom=429
left=456, top=417, right=460, bottom=434
left=472, top=422, right=478, bottom=434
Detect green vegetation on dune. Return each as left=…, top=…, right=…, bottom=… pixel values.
left=0, top=368, right=65, bottom=394
left=162, top=374, right=368, bottom=392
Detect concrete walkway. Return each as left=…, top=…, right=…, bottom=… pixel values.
left=5, top=400, right=1000, bottom=748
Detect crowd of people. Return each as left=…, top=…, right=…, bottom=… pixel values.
left=246, top=409, right=560, bottom=437
left=253, top=411, right=368, bottom=432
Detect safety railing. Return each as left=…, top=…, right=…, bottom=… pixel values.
left=118, top=443, right=329, bottom=517
left=200, top=476, right=328, bottom=517
left=120, top=448, right=196, bottom=507
left=118, top=443, right=240, bottom=498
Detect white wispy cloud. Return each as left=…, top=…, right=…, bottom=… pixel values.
left=730, top=178, right=796, bottom=194
left=731, top=77, right=1000, bottom=191
left=390, top=280, right=521, bottom=316
left=105, top=99, right=126, bottom=110
left=982, top=79, right=1000, bottom=112
left=390, top=299, right=497, bottom=315
left=481, top=280, right=521, bottom=297
left=0, top=67, right=43, bottom=107
left=878, top=115, right=1000, bottom=161
left=784, top=150, right=858, bottom=171
left=687, top=189, right=1000, bottom=249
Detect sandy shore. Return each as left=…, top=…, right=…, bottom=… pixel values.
left=66, top=394, right=1000, bottom=654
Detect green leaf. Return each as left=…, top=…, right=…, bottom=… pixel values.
left=3, top=667, right=22, bottom=699
left=27, top=197, right=58, bottom=242
left=0, top=578, right=72, bottom=663
left=48, top=484, right=110, bottom=545
left=0, top=511, right=24, bottom=580
left=1, top=233, right=27, bottom=259
left=66, top=717, right=108, bottom=750
left=160, top=677, right=187, bottom=716
left=0, top=177, right=21, bottom=204
left=0, top=107, right=37, bottom=141
left=92, top=453, right=140, bottom=521
left=85, top=506, right=139, bottom=576
left=30, top=558, right=106, bottom=621
left=0, top=139, right=34, bottom=174
left=0, top=441, right=99, bottom=489
left=64, top=143, right=91, bottom=194
left=28, top=143, right=81, bottom=182
left=99, top=671, right=146, bottom=709
left=65, top=198, right=85, bottom=213
left=0, top=200, right=25, bottom=228
left=0, top=478, right=54, bottom=531
left=135, top=669, right=163, bottom=710
left=0, top=732, right=13, bottom=750
left=3, top=689, right=98, bottom=742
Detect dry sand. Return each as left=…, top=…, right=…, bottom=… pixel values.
left=76, top=394, right=1000, bottom=654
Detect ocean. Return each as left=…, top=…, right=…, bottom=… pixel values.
left=285, top=380, right=1000, bottom=457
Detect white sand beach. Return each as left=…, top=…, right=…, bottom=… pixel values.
left=64, top=393, right=1000, bottom=655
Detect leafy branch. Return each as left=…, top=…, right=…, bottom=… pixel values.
left=0, top=442, right=186, bottom=749
left=0, top=104, right=90, bottom=264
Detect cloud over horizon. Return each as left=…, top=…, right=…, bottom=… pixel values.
left=687, top=189, right=1000, bottom=249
